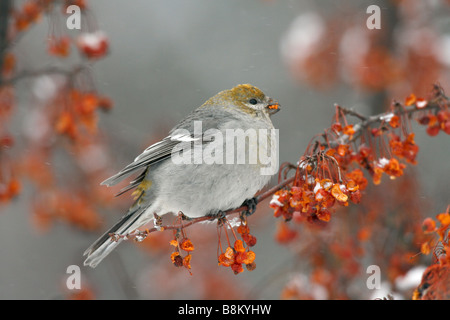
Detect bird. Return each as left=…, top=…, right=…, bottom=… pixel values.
left=413, top=264, right=450, bottom=300
left=83, top=84, right=280, bottom=268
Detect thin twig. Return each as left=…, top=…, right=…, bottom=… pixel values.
left=327, top=99, right=443, bottom=149
left=335, top=104, right=367, bottom=121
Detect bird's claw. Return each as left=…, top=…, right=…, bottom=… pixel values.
left=207, top=210, right=226, bottom=222
left=241, top=197, right=258, bottom=217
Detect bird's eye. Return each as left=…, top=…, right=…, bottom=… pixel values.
left=249, top=99, right=258, bottom=105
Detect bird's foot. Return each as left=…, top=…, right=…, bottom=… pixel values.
left=241, top=197, right=258, bottom=217
left=207, top=210, right=227, bottom=224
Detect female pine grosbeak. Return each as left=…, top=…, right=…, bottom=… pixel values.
left=84, top=84, right=280, bottom=267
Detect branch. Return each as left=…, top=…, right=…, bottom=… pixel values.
left=112, top=176, right=296, bottom=242
left=328, top=96, right=443, bottom=148
left=111, top=87, right=448, bottom=242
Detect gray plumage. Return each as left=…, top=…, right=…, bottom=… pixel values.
left=83, top=84, right=280, bottom=268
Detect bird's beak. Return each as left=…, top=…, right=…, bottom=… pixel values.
left=266, top=99, right=280, bottom=115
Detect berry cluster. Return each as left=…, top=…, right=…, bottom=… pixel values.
left=271, top=87, right=448, bottom=229
left=217, top=220, right=257, bottom=275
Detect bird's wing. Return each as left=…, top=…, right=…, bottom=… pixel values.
left=100, top=134, right=199, bottom=187
left=101, top=108, right=237, bottom=189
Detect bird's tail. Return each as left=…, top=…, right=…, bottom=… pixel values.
left=83, top=205, right=148, bottom=268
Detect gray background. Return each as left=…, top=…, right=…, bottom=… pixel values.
left=1, top=0, right=449, bottom=299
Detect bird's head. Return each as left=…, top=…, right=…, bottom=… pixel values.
left=201, top=84, right=280, bottom=118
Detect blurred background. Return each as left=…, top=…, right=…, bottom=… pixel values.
left=0, top=0, right=449, bottom=299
